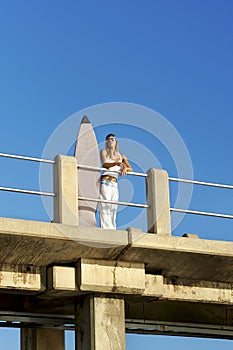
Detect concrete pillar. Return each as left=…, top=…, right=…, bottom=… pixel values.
left=21, top=329, right=64, bottom=350
left=75, top=294, right=126, bottom=350
left=146, top=168, right=171, bottom=235
left=53, top=155, right=78, bottom=225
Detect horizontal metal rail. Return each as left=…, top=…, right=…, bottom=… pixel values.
left=126, top=319, right=233, bottom=340
left=1, top=151, right=233, bottom=188
left=77, top=164, right=148, bottom=177
left=1, top=312, right=233, bottom=339
left=0, top=186, right=55, bottom=197
left=0, top=321, right=74, bottom=330
left=169, top=176, right=233, bottom=189
left=171, top=207, right=233, bottom=219
left=0, top=152, right=55, bottom=164
left=78, top=196, right=148, bottom=208
left=0, top=311, right=75, bottom=330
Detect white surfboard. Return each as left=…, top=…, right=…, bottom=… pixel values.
left=74, top=116, right=100, bottom=226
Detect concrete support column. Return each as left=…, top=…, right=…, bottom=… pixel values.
left=146, top=168, right=171, bottom=235
left=53, top=155, right=78, bottom=225
left=75, top=294, right=126, bottom=350
left=21, top=329, right=64, bottom=350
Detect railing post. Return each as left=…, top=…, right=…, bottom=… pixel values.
left=146, top=168, right=171, bottom=235
left=53, top=155, right=78, bottom=225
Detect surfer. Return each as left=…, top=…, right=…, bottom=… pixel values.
left=99, top=134, right=132, bottom=229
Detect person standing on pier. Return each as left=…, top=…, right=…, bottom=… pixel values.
left=99, top=134, right=132, bottom=229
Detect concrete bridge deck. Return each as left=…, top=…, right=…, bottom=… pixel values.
left=0, top=217, right=233, bottom=283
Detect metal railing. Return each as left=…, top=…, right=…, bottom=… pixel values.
left=1, top=152, right=233, bottom=220
left=77, top=163, right=147, bottom=208
left=0, top=152, right=55, bottom=197
left=0, top=186, right=55, bottom=197
left=78, top=167, right=233, bottom=219
left=0, top=152, right=147, bottom=208
left=78, top=196, right=148, bottom=209
left=169, top=176, right=233, bottom=190
left=77, top=164, right=147, bottom=177
left=169, top=176, right=233, bottom=219
left=0, top=152, right=55, bottom=164
left=170, top=208, right=233, bottom=220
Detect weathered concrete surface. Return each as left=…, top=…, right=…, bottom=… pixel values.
left=77, top=259, right=144, bottom=294
left=119, top=233, right=233, bottom=283
left=45, top=262, right=233, bottom=305
left=47, top=266, right=77, bottom=295
left=53, top=155, right=78, bottom=225
left=0, top=264, right=44, bottom=292
left=144, top=275, right=233, bottom=304
left=47, top=260, right=145, bottom=296
left=0, top=217, right=128, bottom=265
left=21, top=329, right=64, bottom=350
left=146, top=168, right=171, bottom=235
left=76, top=295, right=125, bottom=350
left=1, top=218, right=233, bottom=283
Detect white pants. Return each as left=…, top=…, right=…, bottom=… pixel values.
left=99, top=180, right=118, bottom=229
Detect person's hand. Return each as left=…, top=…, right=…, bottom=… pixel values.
left=120, top=162, right=127, bottom=176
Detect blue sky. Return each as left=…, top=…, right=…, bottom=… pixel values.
left=0, top=0, right=233, bottom=349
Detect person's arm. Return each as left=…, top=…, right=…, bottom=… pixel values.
left=100, top=149, right=121, bottom=169
left=120, top=154, right=132, bottom=176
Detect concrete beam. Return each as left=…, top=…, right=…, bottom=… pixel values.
left=46, top=265, right=233, bottom=305
left=146, top=168, right=171, bottom=235
left=47, top=266, right=77, bottom=296
left=76, top=295, right=126, bottom=350
left=47, top=260, right=145, bottom=296
left=77, top=259, right=145, bottom=294
left=0, top=264, right=44, bottom=292
left=126, top=299, right=233, bottom=328
left=144, top=275, right=233, bottom=304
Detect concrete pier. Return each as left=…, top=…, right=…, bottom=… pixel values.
left=76, top=295, right=125, bottom=350
left=21, top=329, right=64, bottom=350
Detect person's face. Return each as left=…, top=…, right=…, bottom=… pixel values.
left=106, top=136, right=116, bottom=149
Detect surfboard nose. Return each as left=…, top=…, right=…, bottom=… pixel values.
left=81, top=115, right=90, bottom=124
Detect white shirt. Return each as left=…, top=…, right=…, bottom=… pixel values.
left=102, top=152, right=122, bottom=179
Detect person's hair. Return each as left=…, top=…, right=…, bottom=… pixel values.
left=105, top=133, right=119, bottom=153
left=105, top=133, right=115, bottom=140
